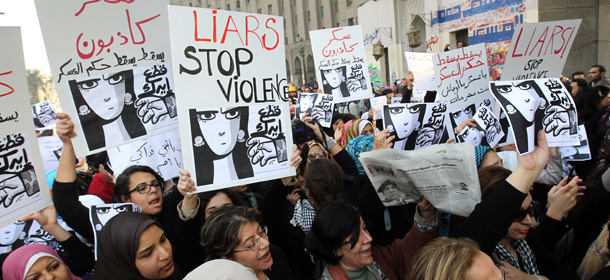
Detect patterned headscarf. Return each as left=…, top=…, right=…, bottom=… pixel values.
left=474, top=146, right=492, bottom=168
left=340, top=120, right=354, bottom=147
left=345, top=134, right=375, bottom=174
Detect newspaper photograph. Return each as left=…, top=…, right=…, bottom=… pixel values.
left=359, top=143, right=481, bottom=217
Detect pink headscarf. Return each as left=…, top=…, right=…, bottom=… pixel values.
left=340, top=120, right=354, bottom=147
left=2, top=244, right=81, bottom=280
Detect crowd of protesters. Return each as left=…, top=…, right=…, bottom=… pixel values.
left=2, top=63, right=610, bottom=280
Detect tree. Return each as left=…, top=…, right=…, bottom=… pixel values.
left=26, top=69, right=52, bottom=105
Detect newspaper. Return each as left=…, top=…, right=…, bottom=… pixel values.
left=360, top=143, right=481, bottom=217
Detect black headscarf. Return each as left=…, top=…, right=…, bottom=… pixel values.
left=92, top=212, right=181, bottom=280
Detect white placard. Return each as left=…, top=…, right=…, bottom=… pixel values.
left=0, top=27, right=52, bottom=228
left=404, top=52, right=436, bottom=91
left=295, top=93, right=333, bottom=127
left=559, top=125, right=591, bottom=161
left=310, top=26, right=373, bottom=103
left=31, top=101, right=58, bottom=130
left=456, top=105, right=504, bottom=147
left=382, top=102, right=448, bottom=150
left=168, top=6, right=294, bottom=192
left=37, top=136, right=64, bottom=174
left=36, top=0, right=178, bottom=155
left=371, top=96, right=387, bottom=120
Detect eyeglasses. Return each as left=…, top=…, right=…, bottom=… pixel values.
left=127, top=181, right=163, bottom=195
left=233, top=226, right=268, bottom=253
left=514, top=200, right=538, bottom=222
left=308, top=151, right=326, bottom=159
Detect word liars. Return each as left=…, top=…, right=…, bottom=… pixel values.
left=180, top=47, right=287, bottom=103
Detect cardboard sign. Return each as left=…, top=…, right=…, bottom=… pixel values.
left=310, top=26, right=373, bottom=103
left=371, top=96, right=388, bottom=120
left=295, top=93, right=333, bottom=127
left=382, top=102, right=448, bottom=150
left=404, top=52, right=436, bottom=91
left=501, top=19, right=581, bottom=81
left=559, top=124, right=591, bottom=161
left=433, top=44, right=494, bottom=138
left=168, top=7, right=294, bottom=192
left=36, top=0, right=179, bottom=155
left=456, top=105, right=504, bottom=147
left=0, top=27, right=52, bottom=228
left=90, top=203, right=141, bottom=259
left=37, top=136, right=64, bottom=174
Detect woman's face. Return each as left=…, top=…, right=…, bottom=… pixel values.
left=307, top=144, right=326, bottom=164
left=323, top=68, right=343, bottom=89
left=336, top=216, right=374, bottom=271
left=135, top=225, right=174, bottom=280
left=24, top=256, right=70, bottom=280
left=196, top=107, right=243, bottom=156
left=76, top=72, right=127, bottom=120
left=204, top=192, right=234, bottom=219
left=480, top=151, right=503, bottom=168
left=388, top=105, right=418, bottom=139
left=332, top=119, right=344, bottom=131
left=123, top=172, right=163, bottom=216
left=360, top=124, right=374, bottom=136
left=231, top=222, right=273, bottom=273
left=506, top=195, right=533, bottom=240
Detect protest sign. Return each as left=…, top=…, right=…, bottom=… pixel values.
left=90, top=203, right=141, bottom=259
left=382, top=102, right=448, bottom=150
left=0, top=219, right=59, bottom=254
left=501, top=19, right=581, bottom=81
left=295, top=93, right=333, bottom=127
left=37, top=136, right=64, bottom=174
left=36, top=0, right=178, bottom=155
left=31, top=101, right=58, bottom=130
left=168, top=6, right=294, bottom=192
left=107, top=130, right=182, bottom=181
left=404, top=52, right=436, bottom=91
left=559, top=125, right=591, bottom=161
left=310, top=26, right=372, bottom=103
left=390, top=97, right=402, bottom=104
left=490, top=78, right=579, bottom=155
left=433, top=44, right=494, bottom=139
left=371, top=96, right=387, bottom=120
left=360, top=143, right=481, bottom=216
left=0, top=27, right=52, bottom=228
left=456, top=105, right=504, bottom=147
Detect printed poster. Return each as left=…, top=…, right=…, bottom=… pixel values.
left=501, top=19, right=581, bottom=81
left=490, top=78, right=579, bottom=155
left=404, top=52, right=436, bottom=91
left=295, top=93, right=333, bottom=127
left=382, top=102, right=448, bottom=151
left=36, top=0, right=178, bottom=155
left=31, top=101, right=58, bottom=130
left=456, top=105, right=504, bottom=147
left=90, top=203, right=141, bottom=259
left=37, top=136, right=64, bottom=174
left=559, top=125, right=591, bottom=161
left=168, top=6, right=294, bottom=192
left=0, top=27, right=52, bottom=228
left=371, top=96, right=387, bottom=120
left=310, top=26, right=372, bottom=103
left=433, top=43, right=494, bottom=139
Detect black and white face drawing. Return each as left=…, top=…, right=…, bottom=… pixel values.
left=0, top=221, right=25, bottom=248
left=297, top=93, right=318, bottom=117
left=449, top=104, right=476, bottom=134
left=458, top=126, right=485, bottom=146
left=91, top=204, right=136, bottom=232
left=321, top=66, right=350, bottom=98
left=386, top=104, right=422, bottom=140
left=31, top=101, right=58, bottom=129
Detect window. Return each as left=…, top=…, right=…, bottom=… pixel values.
left=347, top=0, right=353, bottom=7
left=189, top=3, right=192, bottom=6
left=294, top=0, right=297, bottom=6
left=308, top=11, right=311, bottom=21
left=282, top=1, right=284, bottom=11
left=335, top=1, right=338, bottom=11
left=258, top=8, right=262, bottom=13
left=321, top=6, right=324, bottom=17
left=285, top=37, right=288, bottom=44
left=284, top=19, right=286, bottom=28
left=348, top=17, right=354, bottom=26
left=336, top=22, right=340, bottom=27
left=236, top=0, right=240, bottom=8
left=268, top=4, right=272, bottom=13
left=247, top=0, right=250, bottom=3
left=227, top=4, right=230, bottom=9
left=295, top=15, right=298, bottom=24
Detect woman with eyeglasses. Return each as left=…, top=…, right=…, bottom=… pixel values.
left=457, top=133, right=582, bottom=280
left=52, top=113, right=203, bottom=273
left=200, top=206, right=296, bottom=280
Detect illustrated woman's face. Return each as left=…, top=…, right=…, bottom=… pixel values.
left=462, top=127, right=483, bottom=146
left=450, top=105, right=475, bottom=127
left=196, top=107, right=243, bottom=156
left=495, top=82, right=539, bottom=120
left=299, top=94, right=316, bottom=111
left=388, top=105, right=419, bottom=139
left=76, top=72, right=128, bottom=120
left=323, top=68, right=343, bottom=89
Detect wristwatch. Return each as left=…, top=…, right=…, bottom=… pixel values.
left=325, top=138, right=337, bottom=150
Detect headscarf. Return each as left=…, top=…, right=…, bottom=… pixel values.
left=93, top=212, right=179, bottom=280
left=340, top=120, right=354, bottom=147
left=184, top=259, right=257, bottom=280
left=345, top=134, right=375, bottom=174
left=474, top=146, right=492, bottom=168
left=2, top=244, right=81, bottom=280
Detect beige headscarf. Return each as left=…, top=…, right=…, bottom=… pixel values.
left=184, top=259, right=257, bottom=280
left=578, top=225, right=610, bottom=280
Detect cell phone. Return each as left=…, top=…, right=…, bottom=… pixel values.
left=567, top=167, right=575, bottom=181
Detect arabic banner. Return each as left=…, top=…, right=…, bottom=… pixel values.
left=490, top=78, right=579, bottom=155
left=0, top=27, right=52, bottom=228
left=35, top=0, right=179, bottom=155
left=107, top=130, right=182, bottom=181
left=168, top=6, right=294, bottom=192
left=31, top=101, right=58, bottom=130
left=404, top=52, right=436, bottom=91
left=382, top=102, right=448, bottom=151
left=295, top=93, right=333, bottom=127
left=309, top=26, right=373, bottom=103
left=433, top=43, right=494, bottom=139
left=456, top=105, right=504, bottom=147
left=501, top=19, right=581, bottom=81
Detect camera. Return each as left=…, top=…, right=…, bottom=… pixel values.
left=292, top=119, right=317, bottom=144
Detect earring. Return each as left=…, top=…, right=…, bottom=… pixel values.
left=237, top=130, right=246, bottom=142
left=194, top=136, right=205, bottom=147
left=124, top=94, right=133, bottom=106
left=323, top=80, right=328, bottom=85
left=78, top=105, right=90, bottom=116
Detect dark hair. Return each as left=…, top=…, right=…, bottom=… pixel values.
left=592, top=64, right=607, bottom=74
left=477, top=165, right=512, bottom=200
left=304, top=159, right=345, bottom=210
left=68, top=69, right=145, bottom=151
left=380, top=89, right=393, bottom=96
left=573, top=78, right=589, bottom=90
left=597, top=85, right=610, bottom=98
left=572, top=71, right=586, bottom=80
left=114, top=165, right=164, bottom=202
left=305, top=201, right=362, bottom=265
left=199, top=189, right=243, bottom=213
left=377, top=180, right=397, bottom=193
left=200, top=206, right=261, bottom=262
left=189, top=107, right=253, bottom=185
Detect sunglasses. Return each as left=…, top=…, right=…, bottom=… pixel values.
left=514, top=200, right=538, bottom=222
left=308, top=151, right=326, bottom=159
